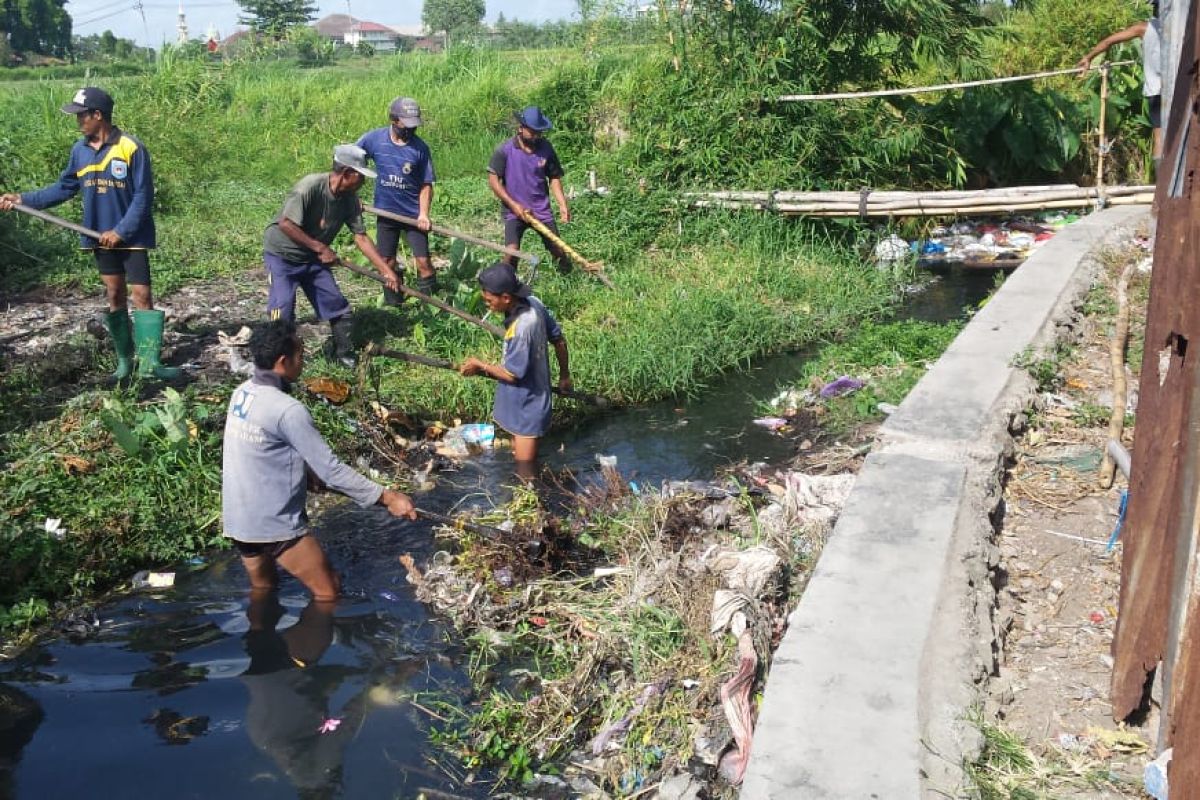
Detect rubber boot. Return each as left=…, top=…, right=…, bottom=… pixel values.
left=415, top=273, right=438, bottom=296
left=329, top=315, right=357, bottom=368
left=383, top=269, right=405, bottom=307
left=103, top=309, right=135, bottom=383
left=131, top=309, right=181, bottom=380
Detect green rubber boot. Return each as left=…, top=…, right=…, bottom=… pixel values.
left=131, top=309, right=181, bottom=380
left=103, top=309, right=135, bottom=382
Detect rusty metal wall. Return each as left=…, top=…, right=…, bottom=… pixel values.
left=1111, top=0, right=1200, bottom=794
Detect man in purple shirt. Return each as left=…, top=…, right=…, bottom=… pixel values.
left=487, top=106, right=573, bottom=275
left=356, top=97, right=439, bottom=300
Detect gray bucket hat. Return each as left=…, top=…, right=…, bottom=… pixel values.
left=389, top=97, right=423, bottom=127
left=333, top=143, right=376, bottom=179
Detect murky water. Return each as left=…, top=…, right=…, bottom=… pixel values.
left=0, top=268, right=995, bottom=799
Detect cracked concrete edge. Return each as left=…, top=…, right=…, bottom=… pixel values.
left=740, top=206, right=1149, bottom=799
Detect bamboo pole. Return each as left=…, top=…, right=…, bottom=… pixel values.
left=337, top=259, right=505, bottom=337
left=1096, top=65, right=1110, bottom=205
left=371, top=346, right=611, bottom=406
left=1099, top=258, right=1137, bottom=487
left=691, top=185, right=1152, bottom=205
left=691, top=191, right=1154, bottom=216
left=517, top=210, right=616, bottom=289
left=362, top=205, right=540, bottom=266
left=773, top=195, right=1153, bottom=216
left=698, top=187, right=1150, bottom=211
left=12, top=203, right=102, bottom=240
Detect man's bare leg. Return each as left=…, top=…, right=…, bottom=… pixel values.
left=277, top=535, right=341, bottom=601
left=512, top=435, right=539, bottom=482
left=240, top=555, right=280, bottom=594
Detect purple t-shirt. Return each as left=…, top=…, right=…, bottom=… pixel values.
left=487, top=137, right=564, bottom=223
left=355, top=128, right=435, bottom=218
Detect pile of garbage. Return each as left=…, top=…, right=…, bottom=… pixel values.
left=874, top=213, right=1079, bottom=268
left=397, top=463, right=858, bottom=798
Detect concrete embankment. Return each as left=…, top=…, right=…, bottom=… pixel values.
left=741, top=206, right=1149, bottom=798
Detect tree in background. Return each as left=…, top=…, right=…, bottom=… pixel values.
left=237, top=0, right=316, bottom=39
left=2, top=0, right=71, bottom=58
left=421, top=0, right=485, bottom=47
left=72, top=30, right=143, bottom=61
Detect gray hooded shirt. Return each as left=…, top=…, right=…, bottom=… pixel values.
left=222, top=370, right=383, bottom=543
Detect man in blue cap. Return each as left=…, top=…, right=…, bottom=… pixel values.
left=487, top=106, right=573, bottom=274
left=0, top=86, right=178, bottom=381
left=459, top=262, right=571, bottom=478
left=356, top=97, right=439, bottom=300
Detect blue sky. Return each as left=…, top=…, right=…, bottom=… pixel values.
left=67, top=0, right=581, bottom=47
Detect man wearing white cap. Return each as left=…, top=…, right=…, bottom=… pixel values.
left=261, top=144, right=400, bottom=367
left=356, top=97, right=439, bottom=299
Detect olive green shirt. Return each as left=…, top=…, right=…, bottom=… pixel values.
left=263, top=172, right=367, bottom=263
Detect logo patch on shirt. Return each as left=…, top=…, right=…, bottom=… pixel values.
left=402, top=162, right=413, bottom=175
left=230, top=388, right=255, bottom=419
left=537, top=158, right=547, bottom=169
left=110, top=159, right=128, bottom=180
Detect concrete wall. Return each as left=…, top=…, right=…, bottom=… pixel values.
left=740, top=206, right=1148, bottom=799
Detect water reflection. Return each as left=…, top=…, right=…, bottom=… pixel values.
left=241, top=594, right=358, bottom=800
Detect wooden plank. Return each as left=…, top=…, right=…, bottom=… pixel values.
left=1110, top=0, right=1200, bottom=729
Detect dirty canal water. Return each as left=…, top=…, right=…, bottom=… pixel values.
left=0, top=269, right=995, bottom=799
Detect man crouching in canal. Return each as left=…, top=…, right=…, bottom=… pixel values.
left=222, top=319, right=417, bottom=599
left=459, top=263, right=571, bottom=479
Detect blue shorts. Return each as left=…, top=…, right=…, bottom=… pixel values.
left=264, top=251, right=351, bottom=322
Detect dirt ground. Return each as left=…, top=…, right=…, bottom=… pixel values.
left=981, top=237, right=1156, bottom=798
left=0, top=265, right=399, bottom=389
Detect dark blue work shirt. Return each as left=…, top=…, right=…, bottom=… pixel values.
left=22, top=126, right=155, bottom=249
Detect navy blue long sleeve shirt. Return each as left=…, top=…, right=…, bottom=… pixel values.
left=21, top=126, right=156, bottom=249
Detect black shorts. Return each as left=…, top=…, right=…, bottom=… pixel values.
left=1148, top=95, right=1162, bottom=129
left=233, top=534, right=306, bottom=559
left=375, top=217, right=430, bottom=261
left=93, top=249, right=151, bottom=285
left=503, top=217, right=565, bottom=260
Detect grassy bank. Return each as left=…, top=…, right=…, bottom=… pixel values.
left=0, top=48, right=906, bottom=634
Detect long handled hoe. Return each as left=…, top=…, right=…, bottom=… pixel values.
left=366, top=344, right=611, bottom=407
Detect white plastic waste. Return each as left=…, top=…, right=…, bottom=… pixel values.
left=1144, top=747, right=1172, bottom=800
left=873, top=234, right=909, bottom=264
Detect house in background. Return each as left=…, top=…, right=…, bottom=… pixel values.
left=313, top=14, right=432, bottom=52
left=344, top=20, right=401, bottom=51
left=313, top=13, right=357, bottom=43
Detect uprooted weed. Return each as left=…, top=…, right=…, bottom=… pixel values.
left=395, top=468, right=836, bottom=795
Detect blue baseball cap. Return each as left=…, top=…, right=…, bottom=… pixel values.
left=61, top=87, right=114, bottom=116
left=515, top=106, right=552, bottom=132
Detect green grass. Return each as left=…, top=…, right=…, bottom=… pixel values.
left=0, top=48, right=908, bottom=634
left=767, top=318, right=966, bottom=431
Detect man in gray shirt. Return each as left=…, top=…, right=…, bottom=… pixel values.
left=459, top=263, right=570, bottom=479
left=222, top=319, right=416, bottom=600
left=263, top=144, right=400, bottom=367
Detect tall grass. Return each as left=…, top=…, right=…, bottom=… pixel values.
left=0, top=49, right=906, bottom=418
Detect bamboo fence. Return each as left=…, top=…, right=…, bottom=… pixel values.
left=686, top=184, right=1153, bottom=217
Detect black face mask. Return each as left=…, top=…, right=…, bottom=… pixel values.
left=391, top=124, right=412, bottom=142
